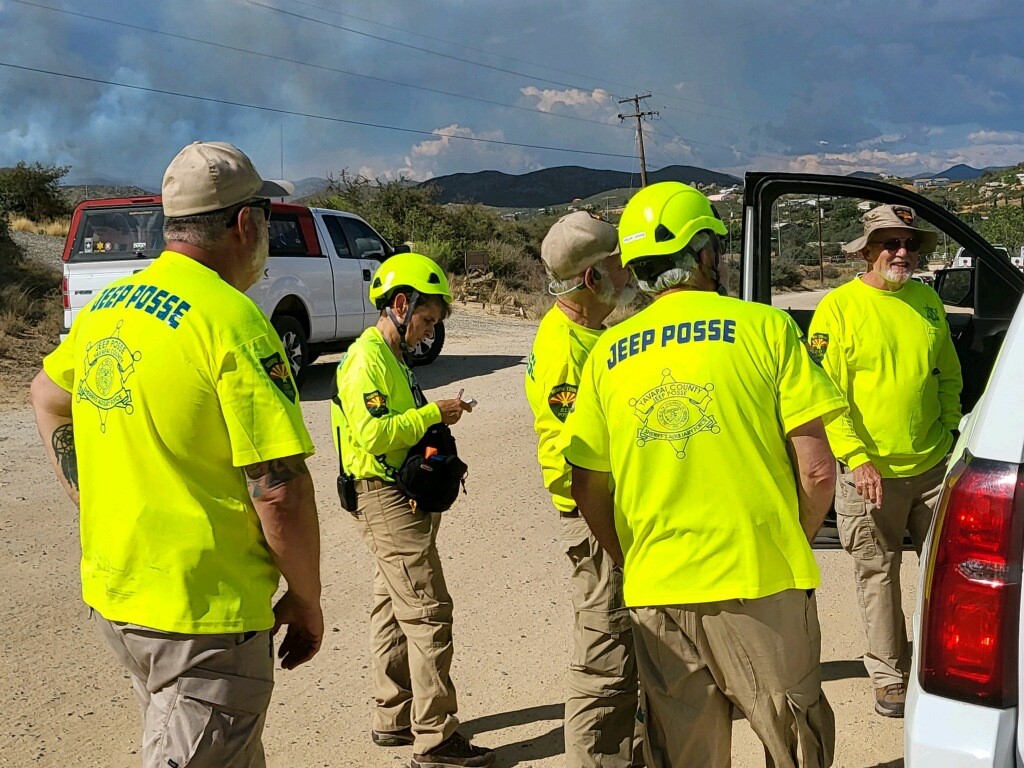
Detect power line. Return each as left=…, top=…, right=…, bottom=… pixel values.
left=11, top=0, right=633, bottom=134
left=280, top=0, right=647, bottom=94
left=0, top=60, right=640, bottom=160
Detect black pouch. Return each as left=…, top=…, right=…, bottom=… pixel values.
left=391, top=423, right=468, bottom=513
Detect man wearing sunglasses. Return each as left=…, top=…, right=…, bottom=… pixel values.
left=808, top=204, right=962, bottom=719
left=30, top=141, right=323, bottom=766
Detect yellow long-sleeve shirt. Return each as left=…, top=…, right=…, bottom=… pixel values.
left=808, top=277, right=962, bottom=478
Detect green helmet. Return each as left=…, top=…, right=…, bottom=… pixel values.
left=369, top=252, right=453, bottom=309
left=618, top=182, right=727, bottom=267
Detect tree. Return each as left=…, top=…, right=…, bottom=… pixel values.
left=977, top=203, right=1024, bottom=251
left=0, top=161, right=71, bottom=220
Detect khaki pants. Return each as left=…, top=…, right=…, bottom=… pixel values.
left=353, top=484, right=458, bottom=754
left=95, top=613, right=274, bottom=768
left=835, top=460, right=947, bottom=687
left=631, top=590, right=834, bottom=768
left=562, top=515, right=642, bottom=768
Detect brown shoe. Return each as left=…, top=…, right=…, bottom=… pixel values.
left=411, top=732, right=495, bottom=767
left=875, top=683, right=906, bottom=718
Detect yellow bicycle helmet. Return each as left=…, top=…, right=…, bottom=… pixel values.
left=369, top=252, right=453, bottom=309
left=618, top=182, right=727, bottom=267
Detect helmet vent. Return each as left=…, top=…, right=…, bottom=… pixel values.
left=654, top=224, right=675, bottom=242
left=428, top=273, right=440, bottom=284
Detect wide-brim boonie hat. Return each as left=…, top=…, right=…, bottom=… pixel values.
left=843, top=204, right=938, bottom=254
left=162, top=141, right=294, bottom=217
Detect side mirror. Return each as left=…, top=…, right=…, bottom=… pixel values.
left=934, top=268, right=972, bottom=308
left=391, top=242, right=411, bottom=255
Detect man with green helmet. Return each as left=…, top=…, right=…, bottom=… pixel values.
left=563, top=182, right=844, bottom=767
left=331, top=252, right=494, bottom=768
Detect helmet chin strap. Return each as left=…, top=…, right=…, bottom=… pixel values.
left=385, top=290, right=422, bottom=352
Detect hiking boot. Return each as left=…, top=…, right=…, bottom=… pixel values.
left=372, top=727, right=414, bottom=747
left=874, top=682, right=906, bottom=718
left=410, top=732, right=495, bottom=767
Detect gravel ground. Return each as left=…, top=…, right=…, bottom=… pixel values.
left=9, top=230, right=64, bottom=273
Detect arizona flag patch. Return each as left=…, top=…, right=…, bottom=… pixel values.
left=548, top=383, right=577, bottom=422
left=260, top=352, right=297, bottom=403
left=808, top=333, right=829, bottom=364
left=364, top=390, right=388, bottom=417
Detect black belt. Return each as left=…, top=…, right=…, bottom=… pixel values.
left=355, top=477, right=392, bottom=493
left=560, top=508, right=581, bottom=519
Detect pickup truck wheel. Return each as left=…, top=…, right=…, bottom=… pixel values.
left=272, top=315, right=309, bottom=386
left=406, top=320, right=445, bottom=367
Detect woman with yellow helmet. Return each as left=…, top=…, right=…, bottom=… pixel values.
left=330, top=253, right=494, bottom=767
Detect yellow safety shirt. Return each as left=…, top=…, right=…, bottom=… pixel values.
left=524, top=307, right=604, bottom=513
left=564, top=291, right=846, bottom=607
left=43, top=250, right=314, bottom=634
left=330, top=326, right=441, bottom=480
left=808, top=277, right=961, bottom=477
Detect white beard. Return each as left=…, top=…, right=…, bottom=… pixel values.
left=882, top=266, right=910, bottom=284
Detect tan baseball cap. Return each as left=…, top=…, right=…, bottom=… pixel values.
left=843, top=204, right=939, bottom=254
left=541, top=211, right=619, bottom=281
left=162, top=141, right=295, bottom=217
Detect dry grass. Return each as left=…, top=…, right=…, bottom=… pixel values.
left=0, top=238, right=62, bottom=408
left=7, top=215, right=70, bottom=237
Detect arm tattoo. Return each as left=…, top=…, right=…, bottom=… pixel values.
left=244, top=456, right=309, bottom=499
left=51, top=423, right=78, bottom=492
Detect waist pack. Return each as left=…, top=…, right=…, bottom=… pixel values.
left=391, top=423, right=468, bottom=513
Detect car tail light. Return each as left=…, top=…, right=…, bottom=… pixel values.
left=920, top=455, right=1024, bottom=707
left=61, top=274, right=69, bottom=310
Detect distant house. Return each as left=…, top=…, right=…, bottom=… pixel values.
left=857, top=200, right=873, bottom=211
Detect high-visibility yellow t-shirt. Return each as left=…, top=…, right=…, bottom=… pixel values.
left=563, top=290, right=847, bottom=607
left=524, top=307, right=604, bottom=513
left=330, top=326, right=441, bottom=480
left=42, top=250, right=314, bottom=634
left=808, top=277, right=962, bottom=477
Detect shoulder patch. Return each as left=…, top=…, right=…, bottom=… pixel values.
left=548, top=383, right=577, bottom=422
left=808, top=333, right=829, bottom=365
left=925, top=306, right=940, bottom=323
left=261, top=352, right=297, bottom=403
left=364, top=390, right=388, bottom=417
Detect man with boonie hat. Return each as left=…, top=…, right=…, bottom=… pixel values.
left=31, top=140, right=323, bottom=766
left=524, top=211, right=642, bottom=767
left=808, top=203, right=962, bottom=718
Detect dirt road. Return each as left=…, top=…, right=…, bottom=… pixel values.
left=1, top=309, right=909, bottom=767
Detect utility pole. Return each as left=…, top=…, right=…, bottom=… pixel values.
left=817, top=194, right=825, bottom=285
left=618, top=93, right=659, bottom=187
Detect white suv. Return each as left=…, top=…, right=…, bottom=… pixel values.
left=905, top=280, right=1024, bottom=764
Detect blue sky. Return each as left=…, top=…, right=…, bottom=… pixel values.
left=2, top=0, right=1023, bottom=189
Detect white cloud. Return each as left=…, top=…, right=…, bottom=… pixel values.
left=967, top=130, right=1024, bottom=145
left=519, top=86, right=613, bottom=114
left=396, top=124, right=542, bottom=181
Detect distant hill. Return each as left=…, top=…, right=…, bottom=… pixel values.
left=420, top=165, right=741, bottom=207
left=291, top=176, right=331, bottom=200
left=847, top=171, right=881, bottom=180
left=62, top=184, right=155, bottom=207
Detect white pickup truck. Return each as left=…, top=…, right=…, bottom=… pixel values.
left=60, top=196, right=445, bottom=382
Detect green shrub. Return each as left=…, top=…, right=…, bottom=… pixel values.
left=771, top=259, right=803, bottom=289
left=0, top=161, right=71, bottom=221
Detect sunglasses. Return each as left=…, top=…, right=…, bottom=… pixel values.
left=872, top=237, right=921, bottom=252
left=224, top=198, right=272, bottom=228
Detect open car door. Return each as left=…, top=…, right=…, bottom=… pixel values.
left=739, top=172, right=1024, bottom=547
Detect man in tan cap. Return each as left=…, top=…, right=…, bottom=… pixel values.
left=808, top=204, right=962, bottom=718
left=524, top=211, right=642, bottom=767
left=30, top=141, right=322, bottom=766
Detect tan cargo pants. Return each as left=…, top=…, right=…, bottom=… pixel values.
left=631, top=590, right=834, bottom=768
left=835, top=459, right=947, bottom=687
left=352, top=483, right=459, bottom=754
left=562, top=514, right=642, bottom=768
left=95, top=613, right=275, bottom=768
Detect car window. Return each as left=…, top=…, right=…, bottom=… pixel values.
left=72, top=206, right=165, bottom=261
left=339, top=217, right=386, bottom=260
left=766, top=193, right=949, bottom=327
left=267, top=213, right=308, bottom=257
left=322, top=215, right=354, bottom=258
